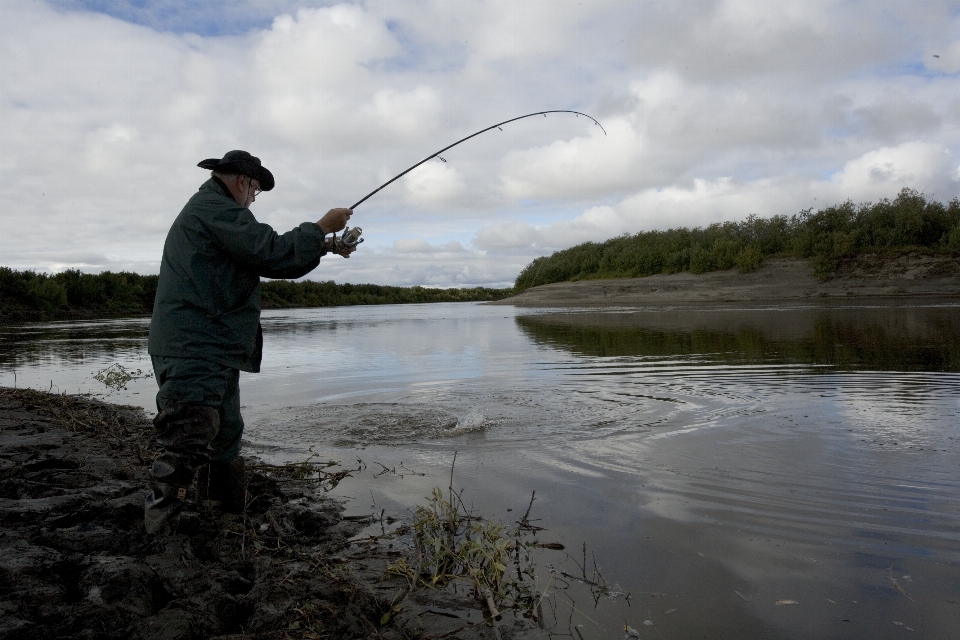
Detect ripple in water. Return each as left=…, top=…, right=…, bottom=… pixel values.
left=250, top=402, right=488, bottom=448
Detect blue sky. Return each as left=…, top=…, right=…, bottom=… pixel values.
left=49, top=0, right=317, bottom=36
left=2, top=0, right=959, bottom=287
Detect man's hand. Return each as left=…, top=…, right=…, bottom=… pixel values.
left=317, top=208, right=353, bottom=234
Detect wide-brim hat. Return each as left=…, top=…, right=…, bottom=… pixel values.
left=198, top=150, right=275, bottom=191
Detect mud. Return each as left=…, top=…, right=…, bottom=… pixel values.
left=0, top=388, right=521, bottom=639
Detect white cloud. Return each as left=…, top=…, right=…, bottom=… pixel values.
left=253, top=5, right=404, bottom=148
left=827, top=142, right=957, bottom=201
left=499, top=118, right=630, bottom=199
left=630, top=0, right=955, bottom=81
left=401, top=161, right=466, bottom=207
left=1, top=0, right=959, bottom=285
left=474, top=207, right=621, bottom=251
left=315, top=244, right=518, bottom=288
left=927, top=41, right=960, bottom=75
left=475, top=141, right=959, bottom=252
left=392, top=238, right=466, bottom=254
left=368, top=86, right=443, bottom=137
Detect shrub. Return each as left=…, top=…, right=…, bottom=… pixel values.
left=515, top=189, right=960, bottom=290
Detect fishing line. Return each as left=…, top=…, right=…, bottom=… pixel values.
left=402, top=156, right=448, bottom=201
left=350, top=110, right=606, bottom=210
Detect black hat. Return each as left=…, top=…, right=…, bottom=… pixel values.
left=198, top=150, right=275, bottom=191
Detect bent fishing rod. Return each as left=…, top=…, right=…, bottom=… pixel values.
left=332, top=110, right=606, bottom=251
left=330, top=109, right=607, bottom=249
left=351, top=110, right=605, bottom=210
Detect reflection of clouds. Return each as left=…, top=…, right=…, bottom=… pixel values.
left=633, top=370, right=960, bottom=571
left=831, top=374, right=959, bottom=447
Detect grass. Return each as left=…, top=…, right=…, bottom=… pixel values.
left=384, top=455, right=558, bottom=634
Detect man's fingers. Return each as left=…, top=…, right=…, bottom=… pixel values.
left=318, top=207, right=355, bottom=234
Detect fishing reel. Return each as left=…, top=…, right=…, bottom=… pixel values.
left=326, top=226, right=364, bottom=253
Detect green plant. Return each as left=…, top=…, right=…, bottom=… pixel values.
left=388, top=482, right=554, bottom=631
left=735, top=243, right=764, bottom=272
left=92, top=363, right=152, bottom=392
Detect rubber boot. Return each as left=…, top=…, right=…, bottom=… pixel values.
left=145, top=449, right=202, bottom=534
left=144, top=479, right=187, bottom=534
left=197, top=458, right=247, bottom=514
left=144, top=404, right=219, bottom=534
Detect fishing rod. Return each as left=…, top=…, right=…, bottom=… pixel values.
left=350, top=110, right=606, bottom=210
left=334, top=110, right=606, bottom=251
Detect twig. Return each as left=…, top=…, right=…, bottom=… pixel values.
left=889, top=566, right=914, bottom=601
left=241, top=487, right=248, bottom=561
left=266, top=511, right=285, bottom=541
left=558, top=571, right=606, bottom=589
left=522, top=490, right=537, bottom=522
left=482, top=586, right=502, bottom=621
left=399, top=462, right=425, bottom=476
left=475, top=585, right=503, bottom=639
left=582, top=543, right=588, bottom=581
left=448, top=451, right=457, bottom=504
left=447, top=452, right=458, bottom=553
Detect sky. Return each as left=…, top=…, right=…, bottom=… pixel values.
left=1, top=0, right=959, bottom=288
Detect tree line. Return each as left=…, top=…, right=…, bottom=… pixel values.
left=6, top=189, right=958, bottom=318
left=259, top=280, right=513, bottom=308
left=0, top=268, right=513, bottom=319
left=514, top=189, right=960, bottom=290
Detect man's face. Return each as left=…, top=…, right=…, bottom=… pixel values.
left=237, top=175, right=261, bottom=208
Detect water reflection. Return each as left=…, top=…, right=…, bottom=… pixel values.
left=0, top=317, right=150, bottom=367
left=516, top=304, right=960, bottom=370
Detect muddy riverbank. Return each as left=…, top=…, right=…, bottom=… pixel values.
left=495, top=255, right=960, bottom=307
left=0, top=388, right=525, bottom=640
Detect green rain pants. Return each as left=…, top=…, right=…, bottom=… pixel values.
left=151, top=355, right=244, bottom=462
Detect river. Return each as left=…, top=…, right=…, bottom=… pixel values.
left=2, top=300, right=958, bottom=638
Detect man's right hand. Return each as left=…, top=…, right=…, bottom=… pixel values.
left=317, top=208, right=353, bottom=234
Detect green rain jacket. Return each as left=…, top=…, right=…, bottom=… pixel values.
left=148, top=177, right=327, bottom=372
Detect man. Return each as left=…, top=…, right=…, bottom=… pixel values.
left=144, top=150, right=354, bottom=534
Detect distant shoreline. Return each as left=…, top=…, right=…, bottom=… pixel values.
left=494, top=255, right=960, bottom=308
left=8, top=254, right=960, bottom=321
left=0, top=281, right=513, bottom=323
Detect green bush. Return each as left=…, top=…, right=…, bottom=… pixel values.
left=515, top=189, right=960, bottom=290
left=0, top=268, right=159, bottom=316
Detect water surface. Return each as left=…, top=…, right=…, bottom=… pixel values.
left=2, top=301, right=958, bottom=638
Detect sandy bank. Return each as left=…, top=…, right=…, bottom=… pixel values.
left=494, top=255, right=960, bottom=308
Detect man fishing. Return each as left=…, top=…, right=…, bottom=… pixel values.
left=144, top=150, right=354, bottom=534
left=141, top=112, right=600, bottom=534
